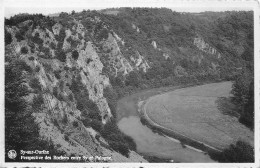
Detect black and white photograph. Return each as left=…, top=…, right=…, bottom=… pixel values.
left=1, top=0, right=259, bottom=167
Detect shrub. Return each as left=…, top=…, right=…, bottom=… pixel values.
left=64, top=134, right=69, bottom=141
left=35, top=66, right=40, bottom=72
left=90, top=119, right=103, bottom=132
left=56, top=50, right=67, bottom=62
left=53, top=119, right=59, bottom=128
left=124, top=134, right=136, bottom=151
left=32, top=93, right=44, bottom=111
left=17, top=60, right=32, bottom=73
left=15, top=32, right=24, bottom=42
left=209, top=141, right=254, bottom=162
left=56, top=28, right=66, bottom=42
left=53, top=87, right=58, bottom=98
left=62, top=114, right=68, bottom=124
left=40, top=46, right=51, bottom=58
left=97, top=28, right=109, bottom=41
left=72, top=50, right=79, bottom=60
left=68, top=94, right=74, bottom=102
left=31, top=32, right=43, bottom=45
left=73, top=121, right=78, bottom=127
left=50, top=42, right=56, bottom=49
left=95, top=134, right=101, bottom=141
left=67, top=36, right=80, bottom=48
left=54, top=70, right=61, bottom=79
left=87, top=58, right=92, bottom=64
left=29, top=77, right=42, bottom=91
left=82, top=117, right=91, bottom=127
left=64, top=66, right=70, bottom=71
left=100, top=121, right=136, bottom=157
left=21, top=47, right=28, bottom=54
left=109, top=141, right=129, bottom=157
left=28, top=56, right=35, bottom=61
left=5, top=29, right=12, bottom=45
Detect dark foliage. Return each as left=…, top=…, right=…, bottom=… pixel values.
left=73, top=121, right=79, bottom=127
left=5, top=58, right=61, bottom=162
left=15, top=32, right=24, bottom=42
left=29, top=77, right=42, bottom=92
left=55, top=49, right=67, bottom=62
left=28, top=56, right=35, bottom=61
left=72, top=50, right=79, bottom=60
left=32, top=93, right=44, bottom=111
left=21, top=47, right=28, bottom=54
left=31, top=33, right=43, bottom=45
left=5, top=29, right=12, bottom=45
left=100, top=120, right=136, bottom=157
left=16, top=60, right=32, bottom=73
left=209, top=141, right=254, bottom=162
left=70, top=76, right=102, bottom=120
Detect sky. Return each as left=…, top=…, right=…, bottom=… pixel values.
left=3, top=0, right=256, bottom=18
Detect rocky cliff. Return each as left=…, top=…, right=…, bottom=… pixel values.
left=5, top=15, right=147, bottom=162
left=5, top=9, right=252, bottom=162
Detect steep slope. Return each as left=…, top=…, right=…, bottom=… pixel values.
left=4, top=8, right=253, bottom=162
left=5, top=14, right=147, bottom=162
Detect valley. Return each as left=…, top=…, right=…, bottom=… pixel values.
left=4, top=8, right=254, bottom=163
left=117, top=81, right=253, bottom=162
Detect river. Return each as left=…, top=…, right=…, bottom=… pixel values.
left=116, top=83, right=234, bottom=162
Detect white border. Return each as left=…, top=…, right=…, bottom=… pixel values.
left=1, top=0, right=260, bottom=167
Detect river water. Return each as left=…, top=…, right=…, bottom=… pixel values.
left=116, top=83, right=233, bottom=162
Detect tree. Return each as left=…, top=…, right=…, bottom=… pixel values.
left=5, top=58, right=65, bottom=161
left=5, top=59, right=39, bottom=161
left=210, top=141, right=254, bottom=162
left=5, top=29, right=12, bottom=45
left=239, top=81, right=254, bottom=130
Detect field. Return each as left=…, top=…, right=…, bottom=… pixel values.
left=144, top=82, right=254, bottom=150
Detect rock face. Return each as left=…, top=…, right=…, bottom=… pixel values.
left=151, top=41, right=157, bottom=49
left=101, top=33, right=134, bottom=76
left=193, top=36, right=221, bottom=58
left=5, top=17, right=148, bottom=162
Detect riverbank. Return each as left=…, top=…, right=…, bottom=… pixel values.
left=117, top=82, right=228, bottom=162
left=138, top=98, right=222, bottom=155
left=137, top=81, right=253, bottom=159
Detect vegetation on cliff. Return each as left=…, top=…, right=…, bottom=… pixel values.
left=4, top=8, right=254, bottom=162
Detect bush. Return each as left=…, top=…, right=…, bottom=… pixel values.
left=109, top=141, right=129, bottom=157
left=21, top=47, right=28, bottom=54
left=40, top=46, right=51, bottom=58
left=15, top=32, right=24, bottom=42
left=50, top=42, right=56, bottom=49
left=53, top=87, right=58, bottom=98
left=62, top=114, right=68, bottom=124
left=56, top=28, right=66, bottom=42
left=100, top=120, right=136, bottom=157
left=54, top=70, right=61, bottom=79
left=28, top=56, right=35, bottom=61
left=73, top=121, right=78, bottom=127
left=31, top=32, right=43, bottom=45
left=82, top=117, right=91, bottom=127
left=56, top=50, right=67, bottom=62
left=209, top=141, right=254, bottom=162
left=17, top=60, right=32, bottom=73
left=35, top=66, right=40, bottom=72
left=67, top=36, right=80, bottom=48
left=90, top=119, right=103, bottom=132
left=5, top=29, right=12, bottom=45
left=64, top=134, right=69, bottom=141
left=29, top=77, right=42, bottom=91
left=72, top=50, right=79, bottom=60
left=32, top=93, right=44, bottom=111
